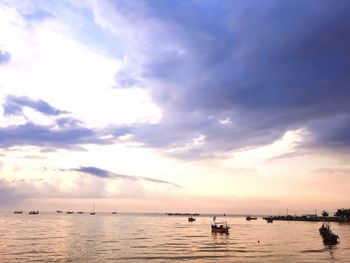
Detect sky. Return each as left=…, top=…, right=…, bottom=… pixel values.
left=0, top=0, right=349, bottom=215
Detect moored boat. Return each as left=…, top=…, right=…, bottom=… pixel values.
left=77, top=211, right=84, bottom=214
left=319, top=223, right=339, bottom=245
left=90, top=202, right=96, bottom=215
left=14, top=210, right=23, bottom=214
left=263, top=217, right=273, bottom=223
left=56, top=210, right=63, bottom=213
left=246, top=216, right=257, bottom=221
left=211, top=216, right=230, bottom=234
left=66, top=211, right=74, bottom=214
left=28, top=210, right=39, bottom=215
left=188, top=216, right=196, bottom=222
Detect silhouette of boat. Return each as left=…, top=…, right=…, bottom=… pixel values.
left=188, top=216, right=196, bottom=222
left=77, top=211, right=84, bottom=214
left=28, top=210, right=39, bottom=215
left=112, top=211, right=117, bottom=214
left=66, top=211, right=74, bottom=214
left=246, top=216, right=257, bottom=221
left=90, top=203, right=96, bottom=215
left=319, top=223, right=339, bottom=245
left=263, top=217, right=273, bottom=223
left=211, top=216, right=230, bottom=234
left=14, top=210, right=23, bottom=214
left=56, top=210, right=63, bottom=213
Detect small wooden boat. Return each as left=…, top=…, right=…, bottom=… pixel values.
left=266, top=217, right=273, bottom=223
left=77, top=211, right=84, bottom=214
left=263, top=217, right=273, bottom=223
left=90, top=202, right=96, bottom=215
left=211, top=216, right=230, bottom=234
left=246, top=216, right=257, bottom=221
left=188, top=216, right=196, bottom=222
left=319, top=223, right=339, bottom=245
left=28, top=210, right=39, bottom=215
left=66, top=211, right=74, bottom=214
left=14, top=210, right=23, bottom=214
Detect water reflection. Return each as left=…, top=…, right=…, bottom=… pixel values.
left=0, top=213, right=349, bottom=262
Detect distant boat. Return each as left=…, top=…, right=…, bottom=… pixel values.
left=188, top=216, right=196, bottom=222
left=14, top=210, right=23, bottom=214
left=77, top=211, right=84, bottom=214
left=28, top=210, right=39, bottom=215
left=319, top=223, right=339, bottom=245
left=112, top=211, right=117, bottom=214
left=246, top=216, right=257, bottom=221
left=66, top=211, right=74, bottom=214
left=263, top=217, right=273, bottom=223
left=211, top=216, right=230, bottom=234
left=56, top=210, right=63, bottom=213
left=90, top=203, right=96, bottom=215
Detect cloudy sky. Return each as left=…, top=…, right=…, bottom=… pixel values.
left=0, top=0, right=349, bottom=214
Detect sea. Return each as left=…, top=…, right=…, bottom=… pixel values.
left=0, top=212, right=349, bottom=262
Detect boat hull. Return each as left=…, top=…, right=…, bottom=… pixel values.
left=211, top=225, right=229, bottom=234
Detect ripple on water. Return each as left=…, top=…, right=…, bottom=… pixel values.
left=0, top=214, right=350, bottom=263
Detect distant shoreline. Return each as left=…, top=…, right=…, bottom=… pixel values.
left=267, top=215, right=350, bottom=223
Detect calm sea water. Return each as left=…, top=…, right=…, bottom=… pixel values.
left=0, top=212, right=349, bottom=262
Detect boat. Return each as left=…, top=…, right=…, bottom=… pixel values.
left=56, top=210, right=63, bottom=213
left=112, top=211, right=117, bottom=214
left=14, top=210, right=23, bottom=214
left=246, top=216, right=257, bottom=221
left=90, top=203, right=96, bottom=215
left=66, top=211, right=74, bottom=214
left=211, top=216, right=230, bottom=234
left=319, top=223, right=339, bottom=245
left=77, top=211, right=84, bottom=214
left=263, top=216, right=273, bottom=223
left=266, top=217, right=273, bottom=223
left=188, top=216, right=196, bottom=222
left=28, top=210, right=39, bottom=215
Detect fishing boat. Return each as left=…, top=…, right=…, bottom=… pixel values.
left=319, top=223, right=339, bottom=245
left=246, top=216, right=257, bottom=221
left=211, top=216, right=230, bottom=234
left=66, top=211, right=74, bottom=214
left=14, top=210, right=23, bottom=214
left=77, top=211, right=84, bottom=214
left=28, top=210, right=39, bottom=215
left=90, top=203, right=96, bottom=215
left=263, top=216, right=273, bottom=223
left=188, top=216, right=196, bottom=222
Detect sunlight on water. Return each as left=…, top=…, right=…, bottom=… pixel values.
left=0, top=212, right=349, bottom=262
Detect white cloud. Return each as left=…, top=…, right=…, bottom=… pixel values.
left=0, top=3, right=161, bottom=129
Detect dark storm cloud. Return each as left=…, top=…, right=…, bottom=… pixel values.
left=0, top=95, right=127, bottom=149
left=71, top=166, right=182, bottom=188
left=0, top=122, right=112, bottom=148
left=109, top=0, right=350, bottom=155
left=4, top=95, right=68, bottom=116
left=0, top=50, right=11, bottom=64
